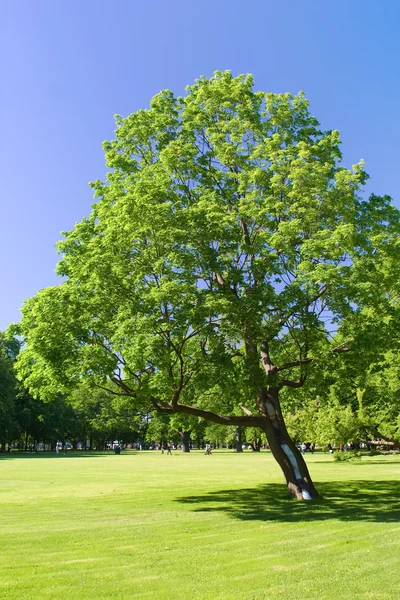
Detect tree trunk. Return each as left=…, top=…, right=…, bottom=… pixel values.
left=178, top=429, right=190, bottom=452
left=259, top=387, right=318, bottom=500
left=235, top=426, right=243, bottom=452
left=251, top=437, right=262, bottom=451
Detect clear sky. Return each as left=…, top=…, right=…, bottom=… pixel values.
left=1, top=0, right=399, bottom=330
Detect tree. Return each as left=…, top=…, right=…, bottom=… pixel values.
left=67, top=386, right=143, bottom=448
left=16, top=72, right=400, bottom=499
left=0, top=331, right=19, bottom=446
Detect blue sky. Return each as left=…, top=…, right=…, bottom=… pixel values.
left=1, top=0, right=399, bottom=330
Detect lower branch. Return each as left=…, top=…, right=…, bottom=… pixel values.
left=370, top=427, right=400, bottom=451
left=151, top=398, right=262, bottom=427
left=279, top=375, right=307, bottom=388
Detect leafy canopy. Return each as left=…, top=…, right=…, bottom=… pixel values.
left=16, top=72, right=400, bottom=422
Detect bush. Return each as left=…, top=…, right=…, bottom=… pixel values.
left=333, top=450, right=362, bottom=462
left=367, top=449, right=380, bottom=456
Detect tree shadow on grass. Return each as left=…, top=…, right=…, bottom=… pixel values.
left=175, top=480, right=400, bottom=523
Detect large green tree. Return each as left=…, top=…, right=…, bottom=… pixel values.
left=16, top=72, right=400, bottom=499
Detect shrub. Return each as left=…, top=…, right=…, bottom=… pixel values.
left=333, top=450, right=362, bottom=462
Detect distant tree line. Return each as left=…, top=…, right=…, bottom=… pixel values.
left=2, top=329, right=399, bottom=452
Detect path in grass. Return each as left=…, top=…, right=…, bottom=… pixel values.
left=1, top=451, right=399, bottom=600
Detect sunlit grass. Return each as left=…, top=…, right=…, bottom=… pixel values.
left=1, top=450, right=399, bottom=599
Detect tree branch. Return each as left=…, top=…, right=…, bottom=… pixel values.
left=94, top=383, right=130, bottom=397
left=275, top=358, right=312, bottom=372
left=239, top=404, right=254, bottom=416
left=370, top=427, right=400, bottom=451
left=279, top=374, right=307, bottom=389
left=151, top=398, right=262, bottom=427
left=213, top=272, right=239, bottom=298
left=260, top=341, right=275, bottom=375
left=332, top=338, right=353, bottom=353
left=111, top=376, right=136, bottom=396
left=275, top=284, right=329, bottom=331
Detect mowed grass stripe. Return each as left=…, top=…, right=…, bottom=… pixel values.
left=0, top=451, right=399, bottom=600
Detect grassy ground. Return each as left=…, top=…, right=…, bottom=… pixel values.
left=0, top=450, right=399, bottom=600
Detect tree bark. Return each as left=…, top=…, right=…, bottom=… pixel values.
left=251, top=438, right=262, bottom=451
left=259, top=387, right=318, bottom=500
left=235, top=426, right=243, bottom=452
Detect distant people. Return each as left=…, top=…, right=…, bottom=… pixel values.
left=310, top=444, right=315, bottom=454
left=301, top=442, right=306, bottom=455
left=167, top=444, right=172, bottom=455
left=161, top=444, right=164, bottom=454
left=205, top=443, right=212, bottom=455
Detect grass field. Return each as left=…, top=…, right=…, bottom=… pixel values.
left=1, top=450, right=399, bottom=600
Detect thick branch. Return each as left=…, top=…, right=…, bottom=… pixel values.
left=279, top=374, right=307, bottom=389
left=275, top=358, right=312, bottom=372
left=239, top=404, right=254, bottom=416
left=332, top=338, right=353, bottom=353
left=151, top=398, right=262, bottom=427
left=244, top=322, right=257, bottom=357
left=213, top=272, right=239, bottom=298
left=370, top=427, right=400, bottom=451
left=260, top=341, right=275, bottom=375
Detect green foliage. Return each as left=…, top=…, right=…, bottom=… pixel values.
left=333, top=450, right=362, bottom=462
left=367, top=449, right=380, bottom=457
left=15, top=71, right=400, bottom=435
left=204, top=423, right=236, bottom=445
left=285, top=397, right=362, bottom=446
left=0, top=330, right=145, bottom=447
left=67, top=386, right=142, bottom=445
left=0, top=332, right=19, bottom=442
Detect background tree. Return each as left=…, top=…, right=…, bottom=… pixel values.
left=16, top=72, right=400, bottom=499
left=66, top=386, right=144, bottom=448
left=0, top=331, right=19, bottom=447
left=203, top=423, right=236, bottom=449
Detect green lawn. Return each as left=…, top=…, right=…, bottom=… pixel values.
left=1, top=450, right=399, bottom=600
